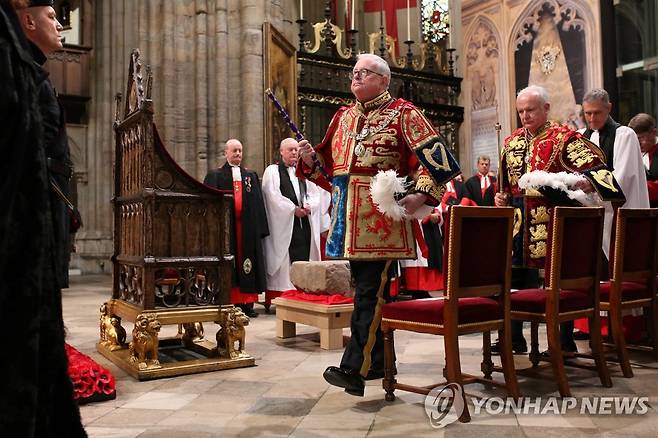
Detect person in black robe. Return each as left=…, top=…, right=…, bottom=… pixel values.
left=204, top=139, right=269, bottom=317
left=19, top=0, right=74, bottom=288
left=0, top=0, right=85, bottom=436
left=461, top=155, right=495, bottom=206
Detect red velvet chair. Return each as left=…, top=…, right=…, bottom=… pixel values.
left=600, top=208, right=658, bottom=377
left=497, top=206, right=612, bottom=397
left=381, top=206, right=519, bottom=424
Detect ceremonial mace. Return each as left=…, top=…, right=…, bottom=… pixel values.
left=495, top=120, right=502, bottom=193
left=264, top=88, right=330, bottom=179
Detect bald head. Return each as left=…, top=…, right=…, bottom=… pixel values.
left=279, top=138, right=299, bottom=167
left=225, top=139, right=242, bottom=166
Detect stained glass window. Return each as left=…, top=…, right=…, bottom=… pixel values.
left=420, top=0, right=450, bottom=43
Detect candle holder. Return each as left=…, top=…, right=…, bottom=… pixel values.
left=348, top=29, right=359, bottom=59
left=404, top=40, right=414, bottom=69
left=446, top=48, right=456, bottom=76
left=378, top=26, right=387, bottom=58
left=296, top=18, right=308, bottom=52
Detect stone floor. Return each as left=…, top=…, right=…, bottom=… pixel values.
left=65, top=275, right=658, bottom=437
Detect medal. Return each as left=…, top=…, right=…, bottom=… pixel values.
left=355, top=142, right=365, bottom=157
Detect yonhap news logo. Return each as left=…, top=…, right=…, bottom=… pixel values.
left=425, top=383, right=650, bottom=429
left=424, top=383, right=465, bottom=428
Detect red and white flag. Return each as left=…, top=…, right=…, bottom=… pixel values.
left=362, top=0, right=420, bottom=56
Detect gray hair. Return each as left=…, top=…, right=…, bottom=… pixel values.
left=517, top=85, right=550, bottom=105
left=279, top=137, right=298, bottom=150
left=583, top=88, right=610, bottom=105
left=476, top=155, right=491, bottom=163
left=356, top=53, right=391, bottom=79
left=628, top=113, right=656, bottom=134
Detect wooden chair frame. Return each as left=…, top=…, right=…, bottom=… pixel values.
left=382, top=206, right=519, bottom=423
left=495, top=206, right=612, bottom=397
left=600, top=208, right=658, bottom=377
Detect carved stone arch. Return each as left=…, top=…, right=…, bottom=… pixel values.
left=507, top=0, right=601, bottom=129
left=463, top=15, right=504, bottom=173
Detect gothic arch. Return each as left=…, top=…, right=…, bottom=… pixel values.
left=507, top=0, right=601, bottom=128
left=464, top=16, right=501, bottom=111
left=462, top=15, right=505, bottom=172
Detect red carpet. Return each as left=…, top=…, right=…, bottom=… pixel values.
left=65, top=343, right=116, bottom=404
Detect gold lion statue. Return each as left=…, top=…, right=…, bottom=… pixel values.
left=129, top=313, right=162, bottom=370
left=216, top=307, right=249, bottom=359
left=99, top=303, right=126, bottom=351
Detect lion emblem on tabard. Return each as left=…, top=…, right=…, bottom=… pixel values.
left=129, top=313, right=162, bottom=370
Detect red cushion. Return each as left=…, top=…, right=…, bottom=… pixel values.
left=382, top=297, right=502, bottom=326
left=510, top=288, right=590, bottom=314
left=599, top=281, right=651, bottom=303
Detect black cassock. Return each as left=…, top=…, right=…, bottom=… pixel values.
left=463, top=174, right=495, bottom=206
left=204, top=163, right=269, bottom=295
left=0, top=3, right=85, bottom=436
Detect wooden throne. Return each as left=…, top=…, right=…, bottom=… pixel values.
left=97, top=49, right=254, bottom=380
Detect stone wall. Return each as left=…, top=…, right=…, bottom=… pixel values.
left=74, top=0, right=300, bottom=273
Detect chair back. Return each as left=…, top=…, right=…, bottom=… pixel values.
left=545, top=206, right=604, bottom=292
left=610, top=208, right=658, bottom=285
left=444, top=206, right=514, bottom=299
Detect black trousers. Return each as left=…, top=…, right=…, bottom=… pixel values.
left=340, top=260, right=394, bottom=375
left=511, top=267, right=577, bottom=347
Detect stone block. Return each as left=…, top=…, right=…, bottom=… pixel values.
left=289, top=261, right=353, bottom=297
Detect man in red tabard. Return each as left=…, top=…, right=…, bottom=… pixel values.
left=204, top=139, right=269, bottom=317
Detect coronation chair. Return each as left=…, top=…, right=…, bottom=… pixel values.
left=381, top=206, right=519, bottom=424
left=599, top=208, right=658, bottom=378
left=488, top=206, right=612, bottom=397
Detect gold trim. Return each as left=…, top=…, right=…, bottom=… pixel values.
left=382, top=317, right=504, bottom=330
left=360, top=260, right=392, bottom=377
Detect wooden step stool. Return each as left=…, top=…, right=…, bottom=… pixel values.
left=272, top=297, right=353, bottom=350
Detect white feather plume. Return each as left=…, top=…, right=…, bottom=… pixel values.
left=518, top=170, right=602, bottom=206
left=370, top=170, right=434, bottom=220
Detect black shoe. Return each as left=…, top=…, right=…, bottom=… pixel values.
left=238, top=304, right=258, bottom=318
left=573, top=331, right=589, bottom=340
left=490, top=339, right=527, bottom=355
left=540, top=343, right=578, bottom=359
left=323, top=366, right=365, bottom=396
left=364, top=367, right=398, bottom=380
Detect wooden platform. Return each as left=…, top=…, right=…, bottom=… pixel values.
left=273, top=297, right=353, bottom=350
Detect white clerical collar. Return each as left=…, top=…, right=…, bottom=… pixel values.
left=231, top=166, right=241, bottom=181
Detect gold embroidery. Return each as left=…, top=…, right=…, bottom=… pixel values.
left=591, top=169, right=618, bottom=192
left=530, top=206, right=550, bottom=224
left=355, top=146, right=400, bottom=168
left=504, top=136, right=527, bottom=187
left=529, top=241, right=546, bottom=259
left=566, top=139, right=596, bottom=168
left=529, top=224, right=548, bottom=242
left=422, top=141, right=452, bottom=172
left=513, top=208, right=523, bottom=237
left=415, top=175, right=444, bottom=202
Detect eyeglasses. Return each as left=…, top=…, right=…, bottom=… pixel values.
left=349, top=68, right=384, bottom=81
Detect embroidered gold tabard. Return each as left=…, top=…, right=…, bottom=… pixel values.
left=304, top=92, right=451, bottom=260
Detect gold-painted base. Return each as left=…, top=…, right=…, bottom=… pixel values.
left=97, top=337, right=255, bottom=381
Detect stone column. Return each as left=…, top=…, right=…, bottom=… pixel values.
left=76, top=0, right=299, bottom=272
